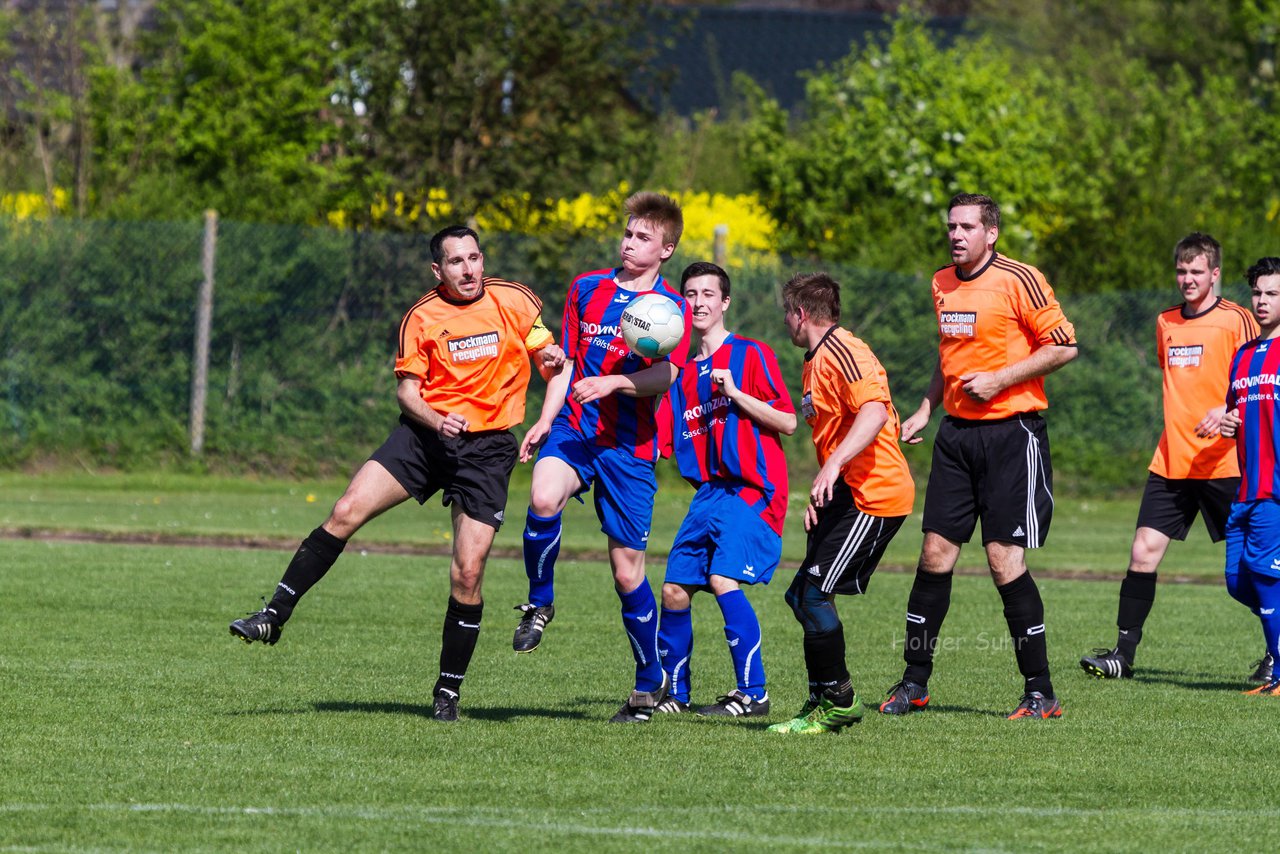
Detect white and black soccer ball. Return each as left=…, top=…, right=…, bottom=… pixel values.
left=620, top=292, right=685, bottom=359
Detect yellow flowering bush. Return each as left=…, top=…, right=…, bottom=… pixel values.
left=0, top=189, right=69, bottom=220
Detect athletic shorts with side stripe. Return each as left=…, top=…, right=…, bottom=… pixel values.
left=922, top=413, right=1053, bottom=548
left=1135, top=472, right=1237, bottom=543
left=798, top=479, right=906, bottom=596
left=369, top=416, right=517, bottom=530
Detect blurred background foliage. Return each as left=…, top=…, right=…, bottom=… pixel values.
left=2, top=0, right=1278, bottom=491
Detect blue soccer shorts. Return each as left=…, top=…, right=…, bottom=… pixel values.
left=664, top=481, right=782, bottom=587
left=1224, top=498, right=1280, bottom=586
left=538, top=418, right=656, bottom=551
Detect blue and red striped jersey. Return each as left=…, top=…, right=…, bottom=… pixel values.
left=559, top=268, right=692, bottom=460
left=665, top=334, right=794, bottom=535
left=1227, top=335, right=1280, bottom=503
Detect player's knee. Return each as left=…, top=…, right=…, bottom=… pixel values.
left=662, top=583, right=691, bottom=610
left=327, top=495, right=368, bottom=537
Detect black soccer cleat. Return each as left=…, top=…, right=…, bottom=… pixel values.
left=432, top=688, right=460, bottom=723
left=878, top=679, right=930, bottom=715
left=696, top=689, right=770, bottom=718
left=1007, top=691, right=1063, bottom=719
left=654, top=697, right=691, bottom=714
left=229, top=605, right=282, bottom=645
left=608, top=675, right=670, bottom=724
left=1249, top=653, right=1274, bottom=684
left=512, top=603, right=555, bottom=653
left=1079, top=647, right=1133, bottom=679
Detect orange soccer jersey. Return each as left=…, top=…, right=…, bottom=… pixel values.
left=932, top=253, right=1077, bottom=420
left=1149, top=298, right=1258, bottom=480
left=394, top=277, right=554, bottom=432
left=801, top=327, right=914, bottom=517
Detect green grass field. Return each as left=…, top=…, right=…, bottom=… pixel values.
left=2, top=473, right=1277, bottom=852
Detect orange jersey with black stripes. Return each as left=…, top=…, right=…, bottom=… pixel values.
left=394, top=277, right=554, bottom=431
left=932, top=253, right=1077, bottom=420
left=1150, top=297, right=1258, bottom=479
left=801, top=326, right=915, bottom=517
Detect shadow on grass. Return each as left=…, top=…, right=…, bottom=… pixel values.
left=311, top=700, right=593, bottom=721
left=1133, top=669, right=1253, bottom=692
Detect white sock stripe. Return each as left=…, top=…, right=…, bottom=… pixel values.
left=822, top=511, right=875, bottom=594
left=742, top=636, right=763, bottom=686
left=535, top=533, right=561, bottom=581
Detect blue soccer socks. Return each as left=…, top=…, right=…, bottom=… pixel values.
left=716, top=589, right=766, bottom=701
left=522, top=510, right=561, bottom=607
left=619, top=580, right=664, bottom=693
left=658, top=607, right=694, bottom=703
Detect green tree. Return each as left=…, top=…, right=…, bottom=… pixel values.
left=739, top=13, right=1073, bottom=274
left=344, top=0, right=669, bottom=229
left=90, top=0, right=363, bottom=223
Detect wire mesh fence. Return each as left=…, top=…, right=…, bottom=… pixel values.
left=0, top=215, right=1244, bottom=492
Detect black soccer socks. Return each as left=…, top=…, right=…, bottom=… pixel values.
left=1115, top=569, right=1157, bottom=663
left=902, top=568, right=953, bottom=687
left=999, top=571, right=1053, bottom=698
left=269, top=526, right=347, bottom=623
left=435, top=596, right=484, bottom=696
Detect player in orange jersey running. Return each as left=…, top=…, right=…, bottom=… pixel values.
left=1080, top=233, right=1262, bottom=681
left=228, top=225, right=564, bottom=723
left=881, top=193, right=1078, bottom=721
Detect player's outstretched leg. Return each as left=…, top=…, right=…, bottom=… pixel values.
left=515, top=510, right=561, bottom=653
left=230, top=526, right=346, bottom=645
left=1081, top=569, right=1153, bottom=679
left=657, top=606, right=693, bottom=713
left=697, top=589, right=768, bottom=717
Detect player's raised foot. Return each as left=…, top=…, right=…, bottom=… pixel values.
left=608, top=675, right=670, bottom=724
left=1249, top=653, right=1274, bottom=684
left=878, top=679, right=929, bottom=715
left=767, top=695, right=863, bottom=734
left=1007, top=691, right=1063, bottom=719
left=654, top=697, right=691, bottom=714
left=432, top=688, right=460, bottom=722
left=512, top=603, right=555, bottom=653
left=1079, top=647, right=1133, bottom=679
left=1243, top=675, right=1280, bottom=696
left=229, top=605, right=281, bottom=645
left=696, top=689, right=770, bottom=718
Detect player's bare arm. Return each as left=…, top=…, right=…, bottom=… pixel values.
left=960, top=343, right=1077, bottom=402
left=396, top=376, right=468, bottom=437
left=1194, top=404, right=1228, bottom=438
left=571, top=361, right=678, bottom=403
left=520, top=367, right=573, bottom=461
left=806, top=400, right=889, bottom=533
left=709, top=368, right=797, bottom=435
left=901, top=362, right=944, bottom=444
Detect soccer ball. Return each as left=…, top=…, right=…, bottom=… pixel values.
left=620, top=292, right=685, bottom=359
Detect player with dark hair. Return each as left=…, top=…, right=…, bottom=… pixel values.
left=653, top=261, right=796, bottom=718
left=1221, top=256, right=1280, bottom=696
left=228, top=224, right=565, bottom=723
left=882, top=192, right=1077, bottom=721
left=767, top=272, right=914, bottom=734
left=1081, top=233, right=1260, bottom=680
left=516, top=192, right=693, bottom=723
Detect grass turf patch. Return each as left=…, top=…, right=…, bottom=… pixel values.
left=1, top=537, right=1276, bottom=851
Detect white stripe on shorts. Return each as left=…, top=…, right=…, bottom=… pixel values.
left=822, top=511, right=876, bottom=594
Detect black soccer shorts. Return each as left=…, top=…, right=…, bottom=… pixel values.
left=369, top=416, right=518, bottom=530
left=798, top=479, right=906, bottom=596
left=1135, top=472, right=1238, bottom=543
left=922, top=413, right=1054, bottom=548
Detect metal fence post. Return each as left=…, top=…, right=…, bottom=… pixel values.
left=190, top=209, right=217, bottom=455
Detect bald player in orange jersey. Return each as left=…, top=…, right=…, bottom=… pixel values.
left=881, top=192, right=1078, bottom=721
left=1080, top=233, right=1262, bottom=682
left=227, top=225, right=564, bottom=723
